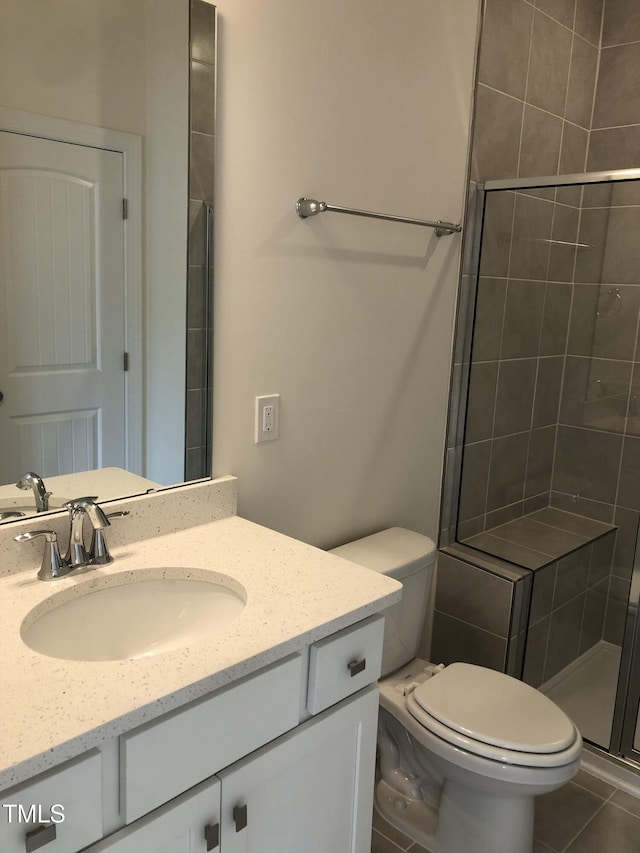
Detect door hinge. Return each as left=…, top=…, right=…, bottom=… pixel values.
left=122, top=198, right=128, bottom=220
left=123, top=352, right=129, bottom=371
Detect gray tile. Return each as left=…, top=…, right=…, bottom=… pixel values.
left=553, top=426, right=623, bottom=504
left=527, top=11, right=572, bottom=116
left=593, top=43, right=640, bottom=130
left=529, top=506, right=612, bottom=539
left=459, top=440, right=491, bottom=521
left=560, top=357, right=632, bottom=431
left=471, top=278, right=507, bottom=362
left=565, top=36, right=599, bottom=129
left=589, top=530, right=615, bottom=584
left=519, top=106, right=563, bottom=178
left=548, top=202, right=580, bottom=282
left=189, top=132, right=215, bottom=201
left=545, top=594, right=585, bottom=679
left=554, top=546, right=591, bottom=607
left=535, top=781, right=605, bottom=851
left=574, top=0, right=604, bottom=46
left=610, top=789, right=640, bottom=819
left=566, top=801, right=640, bottom=852
left=494, top=359, right=537, bottom=436
left=526, top=426, right=556, bottom=498
left=477, top=0, right=533, bottom=99
left=579, top=578, right=608, bottom=653
left=535, top=0, right=576, bottom=29
left=188, top=199, right=206, bottom=265
left=487, top=432, right=529, bottom=512
left=573, top=769, right=616, bottom=800
left=603, top=577, right=630, bottom=645
left=569, top=286, right=640, bottom=361
left=191, top=60, right=216, bottom=136
left=485, top=501, right=525, bottom=530
left=601, top=0, right=640, bottom=46
left=373, top=810, right=414, bottom=849
left=466, top=531, right=550, bottom=569
left=602, top=207, right=640, bottom=286
left=530, top=561, right=557, bottom=623
left=574, top=210, right=608, bottom=284
left=190, top=0, right=216, bottom=64
left=372, top=828, right=406, bottom=853
left=472, top=86, right=524, bottom=182
left=479, top=191, right=516, bottom=277
left=550, top=492, right=615, bottom=523
left=588, top=126, right=640, bottom=172
left=523, top=616, right=550, bottom=687
left=187, top=266, right=206, bottom=330
left=540, top=283, right=572, bottom=356
left=509, top=193, right=554, bottom=280
left=491, top=516, right=588, bottom=558
left=431, top=611, right=507, bottom=671
left=612, top=507, right=639, bottom=578
left=186, top=329, right=205, bottom=389
left=465, top=361, right=498, bottom=443
left=435, top=553, right=513, bottom=637
left=501, top=281, right=546, bottom=359
left=533, top=358, right=563, bottom=427
left=617, top=437, right=640, bottom=512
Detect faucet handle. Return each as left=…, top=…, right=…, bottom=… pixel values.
left=63, top=497, right=101, bottom=567
left=14, top=530, right=68, bottom=581
left=89, top=510, right=129, bottom=565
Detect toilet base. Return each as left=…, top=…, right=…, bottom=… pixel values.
left=375, top=776, right=535, bottom=853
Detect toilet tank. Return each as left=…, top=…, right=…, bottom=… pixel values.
left=330, top=527, right=437, bottom=676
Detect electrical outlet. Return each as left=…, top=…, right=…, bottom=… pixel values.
left=255, top=394, right=280, bottom=443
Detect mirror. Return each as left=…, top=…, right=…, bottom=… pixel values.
left=0, top=0, right=216, bottom=520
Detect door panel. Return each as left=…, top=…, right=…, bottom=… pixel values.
left=0, top=130, right=126, bottom=482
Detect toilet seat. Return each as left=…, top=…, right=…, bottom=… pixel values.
left=406, top=662, right=580, bottom=768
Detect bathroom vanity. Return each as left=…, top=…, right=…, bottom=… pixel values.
left=0, top=477, right=401, bottom=852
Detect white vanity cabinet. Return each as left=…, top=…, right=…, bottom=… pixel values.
left=87, top=687, right=378, bottom=853
left=1, top=615, right=384, bottom=853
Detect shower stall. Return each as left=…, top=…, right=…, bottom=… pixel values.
left=441, top=167, right=640, bottom=773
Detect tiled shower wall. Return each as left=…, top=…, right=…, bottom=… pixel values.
left=185, top=0, right=216, bottom=480
left=436, top=0, right=640, bottom=674
left=456, top=0, right=640, bottom=646
left=458, top=0, right=602, bottom=537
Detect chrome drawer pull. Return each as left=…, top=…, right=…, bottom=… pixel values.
left=25, top=823, right=56, bottom=852
left=233, top=804, right=248, bottom=832
left=204, top=821, right=220, bottom=850
left=348, top=658, right=366, bottom=677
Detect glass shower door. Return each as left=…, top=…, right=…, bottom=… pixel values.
left=453, top=169, right=640, bottom=756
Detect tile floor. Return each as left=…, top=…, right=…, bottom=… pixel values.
left=371, top=768, right=640, bottom=853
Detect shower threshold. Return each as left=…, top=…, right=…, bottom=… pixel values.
left=541, top=640, right=621, bottom=750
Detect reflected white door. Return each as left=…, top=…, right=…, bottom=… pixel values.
left=0, top=130, right=126, bottom=482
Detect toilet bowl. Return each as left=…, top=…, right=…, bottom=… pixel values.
left=330, top=528, right=582, bottom=853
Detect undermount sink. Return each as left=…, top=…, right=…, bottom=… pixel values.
left=21, top=569, right=247, bottom=661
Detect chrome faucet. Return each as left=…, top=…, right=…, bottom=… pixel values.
left=15, top=498, right=128, bottom=580
left=64, top=498, right=111, bottom=568
left=16, top=472, right=51, bottom=513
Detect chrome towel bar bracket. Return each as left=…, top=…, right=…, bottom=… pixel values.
left=296, top=197, right=461, bottom=237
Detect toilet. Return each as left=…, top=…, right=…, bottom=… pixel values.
left=330, top=528, right=582, bottom=853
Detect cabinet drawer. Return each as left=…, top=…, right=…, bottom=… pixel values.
left=121, top=654, right=302, bottom=823
left=0, top=751, right=102, bottom=853
left=307, top=615, right=384, bottom=714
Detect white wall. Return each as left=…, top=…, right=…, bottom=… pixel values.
left=212, top=0, right=480, bottom=548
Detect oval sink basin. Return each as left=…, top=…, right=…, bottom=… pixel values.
left=21, top=570, right=246, bottom=661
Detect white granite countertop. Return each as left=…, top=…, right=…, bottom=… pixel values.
left=0, top=515, right=401, bottom=791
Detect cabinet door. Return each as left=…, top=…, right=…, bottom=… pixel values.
left=84, top=777, right=220, bottom=853
left=218, top=686, right=378, bottom=853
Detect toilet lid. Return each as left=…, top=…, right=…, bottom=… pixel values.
left=410, top=663, right=576, bottom=754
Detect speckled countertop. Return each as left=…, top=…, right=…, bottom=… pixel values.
left=0, top=513, right=401, bottom=791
